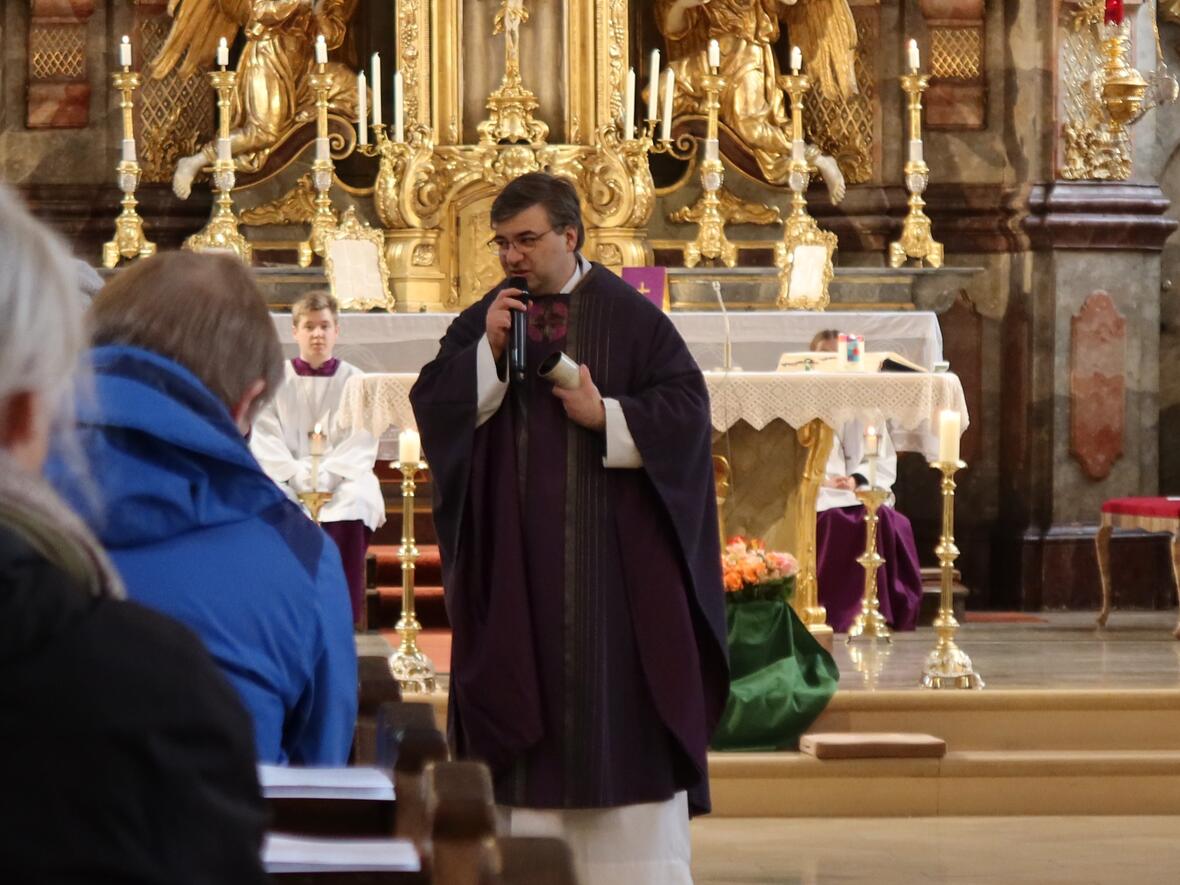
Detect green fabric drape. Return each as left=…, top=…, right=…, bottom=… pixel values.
left=711, top=599, right=840, bottom=751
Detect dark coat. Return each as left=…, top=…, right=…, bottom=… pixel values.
left=0, top=522, right=268, bottom=884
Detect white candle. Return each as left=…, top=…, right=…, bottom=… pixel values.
left=864, top=425, right=879, bottom=457
left=217, top=137, right=231, bottom=162
left=708, top=39, right=720, bottom=70
left=660, top=69, right=675, bottom=141
left=393, top=71, right=404, bottom=142
left=120, top=35, right=132, bottom=68
left=790, top=45, right=802, bottom=74
left=371, top=53, right=383, bottom=127
left=399, top=429, right=421, bottom=466
left=356, top=72, right=368, bottom=145
left=217, top=37, right=229, bottom=68
left=938, top=410, right=961, bottom=464
left=316, top=136, right=329, bottom=162
left=122, top=138, right=136, bottom=163
left=908, top=39, right=920, bottom=73
left=623, top=68, right=636, bottom=141
left=315, top=34, right=328, bottom=66
left=647, top=49, right=660, bottom=120
left=868, top=454, right=878, bottom=489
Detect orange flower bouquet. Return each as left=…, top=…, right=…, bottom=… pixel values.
left=722, top=537, right=798, bottom=604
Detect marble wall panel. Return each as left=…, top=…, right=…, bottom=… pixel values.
left=26, top=0, right=95, bottom=129
left=1069, top=292, right=1126, bottom=481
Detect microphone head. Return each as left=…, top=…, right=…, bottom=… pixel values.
left=506, top=275, right=530, bottom=297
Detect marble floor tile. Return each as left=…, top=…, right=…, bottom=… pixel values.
left=691, top=815, right=1180, bottom=884
left=832, top=611, right=1180, bottom=691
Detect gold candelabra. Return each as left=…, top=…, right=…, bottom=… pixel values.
left=389, top=459, right=437, bottom=694
left=921, top=460, right=983, bottom=689
left=847, top=486, right=892, bottom=643
left=102, top=66, right=155, bottom=268
left=184, top=66, right=252, bottom=261
left=773, top=71, right=837, bottom=309
left=889, top=72, right=943, bottom=269
left=297, top=60, right=339, bottom=267
left=776, top=71, right=819, bottom=256
left=683, top=69, right=737, bottom=269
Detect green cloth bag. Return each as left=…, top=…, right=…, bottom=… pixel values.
left=711, top=599, right=840, bottom=751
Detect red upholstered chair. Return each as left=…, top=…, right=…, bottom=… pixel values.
left=1094, top=497, right=1180, bottom=639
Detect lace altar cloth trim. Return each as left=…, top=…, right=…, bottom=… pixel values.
left=336, top=370, right=969, bottom=460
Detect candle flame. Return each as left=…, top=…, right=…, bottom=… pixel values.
left=313, top=423, right=322, bottom=435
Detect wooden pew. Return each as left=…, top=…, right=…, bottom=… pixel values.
left=425, top=761, right=498, bottom=885
left=393, top=726, right=450, bottom=847
left=354, top=655, right=405, bottom=765
left=484, top=837, right=580, bottom=885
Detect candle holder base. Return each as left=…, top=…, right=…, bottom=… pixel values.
left=296, top=490, right=333, bottom=523
left=388, top=647, right=437, bottom=695
left=920, top=641, right=984, bottom=690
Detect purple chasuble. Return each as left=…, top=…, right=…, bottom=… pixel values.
left=410, top=264, right=729, bottom=815
left=817, top=505, right=923, bottom=633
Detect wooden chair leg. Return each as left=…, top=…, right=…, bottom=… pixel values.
left=1170, top=532, right=1180, bottom=640
left=1095, top=523, right=1114, bottom=628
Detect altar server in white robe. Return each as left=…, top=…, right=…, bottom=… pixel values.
left=251, top=291, right=385, bottom=625
left=811, top=330, right=924, bottom=632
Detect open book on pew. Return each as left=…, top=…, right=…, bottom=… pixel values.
left=264, top=834, right=420, bottom=874
left=776, top=351, right=928, bottom=373
left=259, top=765, right=395, bottom=801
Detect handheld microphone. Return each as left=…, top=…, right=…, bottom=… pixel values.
left=506, top=275, right=530, bottom=383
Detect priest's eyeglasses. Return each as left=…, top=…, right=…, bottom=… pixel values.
left=487, top=228, right=556, bottom=255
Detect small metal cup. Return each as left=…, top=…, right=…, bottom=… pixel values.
left=538, top=351, right=581, bottom=389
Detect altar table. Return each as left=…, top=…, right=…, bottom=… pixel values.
left=274, top=310, right=943, bottom=374
left=335, top=370, right=968, bottom=634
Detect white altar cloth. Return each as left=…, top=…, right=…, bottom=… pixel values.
left=336, top=370, right=968, bottom=462
left=274, top=310, right=943, bottom=373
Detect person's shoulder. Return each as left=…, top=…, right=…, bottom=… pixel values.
left=76, top=598, right=256, bottom=732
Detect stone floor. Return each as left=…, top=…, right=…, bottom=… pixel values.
left=830, top=611, right=1180, bottom=691
left=690, top=815, right=1180, bottom=884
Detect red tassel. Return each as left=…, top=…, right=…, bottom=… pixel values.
left=1105, top=0, right=1124, bottom=25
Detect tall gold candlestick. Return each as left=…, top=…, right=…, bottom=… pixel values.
left=847, top=487, right=892, bottom=642
left=889, top=72, right=943, bottom=268
left=774, top=71, right=836, bottom=309
left=389, top=460, right=437, bottom=694
left=683, top=68, right=737, bottom=269
left=184, top=67, right=252, bottom=261
left=298, top=61, right=339, bottom=267
left=777, top=71, right=817, bottom=251
left=921, top=460, right=983, bottom=689
left=102, top=67, right=156, bottom=268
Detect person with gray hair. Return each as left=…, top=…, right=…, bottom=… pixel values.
left=0, top=186, right=267, bottom=883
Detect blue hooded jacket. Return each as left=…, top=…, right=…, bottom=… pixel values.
left=47, top=346, right=357, bottom=765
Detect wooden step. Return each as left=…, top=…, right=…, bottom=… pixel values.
left=370, top=545, right=443, bottom=587
left=369, top=585, right=449, bottom=631
left=708, top=748, right=1180, bottom=817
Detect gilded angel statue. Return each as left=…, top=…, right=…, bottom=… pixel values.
left=151, top=0, right=359, bottom=199
left=657, top=0, right=858, bottom=202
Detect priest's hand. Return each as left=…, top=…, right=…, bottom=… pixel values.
left=823, top=475, right=857, bottom=491
left=552, top=365, right=606, bottom=431
left=485, top=285, right=528, bottom=361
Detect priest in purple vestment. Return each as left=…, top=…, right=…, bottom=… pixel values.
left=410, top=173, right=729, bottom=883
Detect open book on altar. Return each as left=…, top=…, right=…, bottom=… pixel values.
left=775, top=351, right=928, bottom=373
